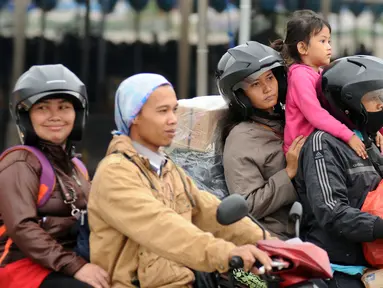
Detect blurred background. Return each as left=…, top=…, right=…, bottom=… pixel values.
left=1, top=0, right=382, bottom=173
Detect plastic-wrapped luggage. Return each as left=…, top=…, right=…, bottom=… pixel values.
left=166, top=95, right=229, bottom=199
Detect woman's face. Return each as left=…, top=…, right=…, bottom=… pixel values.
left=29, top=98, right=75, bottom=145
left=244, top=70, right=279, bottom=112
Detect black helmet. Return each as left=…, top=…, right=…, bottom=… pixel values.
left=322, top=55, right=383, bottom=140
left=216, top=41, right=286, bottom=118
left=10, top=64, right=88, bottom=144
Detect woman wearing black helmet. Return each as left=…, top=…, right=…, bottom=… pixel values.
left=0, top=65, right=109, bottom=288
left=217, top=41, right=305, bottom=239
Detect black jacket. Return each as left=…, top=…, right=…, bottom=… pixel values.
left=295, top=130, right=383, bottom=266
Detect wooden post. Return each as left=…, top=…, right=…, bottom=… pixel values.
left=196, top=0, right=208, bottom=96
left=177, top=0, right=192, bottom=99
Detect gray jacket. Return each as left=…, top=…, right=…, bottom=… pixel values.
left=223, top=116, right=297, bottom=239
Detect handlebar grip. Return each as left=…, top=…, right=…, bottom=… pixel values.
left=229, top=256, right=244, bottom=269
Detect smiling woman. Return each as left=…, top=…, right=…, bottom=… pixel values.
left=29, top=98, right=76, bottom=146
left=0, top=64, right=110, bottom=288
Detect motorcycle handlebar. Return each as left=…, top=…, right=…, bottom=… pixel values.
left=229, top=256, right=289, bottom=272
left=229, top=256, right=244, bottom=269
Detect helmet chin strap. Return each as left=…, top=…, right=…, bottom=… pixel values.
left=65, top=141, right=77, bottom=158
left=17, top=115, right=77, bottom=158
left=235, top=89, right=285, bottom=121
left=15, top=125, right=25, bottom=145
left=252, top=103, right=285, bottom=121
left=361, top=128, right=373, bottom=149
left=361, top=128, right=383, bottom=178
left=356, top=109, right=374, bottom=149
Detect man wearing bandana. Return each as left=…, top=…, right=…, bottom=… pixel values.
left=87, top=74, right=273, bottom=288
left=296, top=56, right=383, bottom=288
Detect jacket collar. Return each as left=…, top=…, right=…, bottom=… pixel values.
left=132, top=141, right=167, bottom=176
left=37, top=140, right=73, bottom=174
left=107, top=135, right=168, bottom=176
left=250, top=115, right=284, bottom=134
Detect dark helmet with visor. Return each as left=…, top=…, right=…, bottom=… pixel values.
left=10, top=64, right=88, bottom=145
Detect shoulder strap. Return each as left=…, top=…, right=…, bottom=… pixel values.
left=0, top=145, right=55, bottom=208
left=115, top=151, right=157, bottom=191
left=167, top=157, right=196, bottom=208
left=113, top=151, right=196, bottom=207
left=0, top=145, right=56, bottom=264
left=72, top=157, right=89, bottom=181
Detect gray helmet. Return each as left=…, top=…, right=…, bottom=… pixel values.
left=216, top=41, right=286, bottom=118
left=10, top=64, right=88, bottom=144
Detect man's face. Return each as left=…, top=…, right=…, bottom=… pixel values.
left=130, top=85, right=178, bottom=152
left=361, top=90, right=383, bottom=134
left=361, top=90, right=383, bottom=113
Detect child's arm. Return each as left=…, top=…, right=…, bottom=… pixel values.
left=290, top=69, right=367, bottom=159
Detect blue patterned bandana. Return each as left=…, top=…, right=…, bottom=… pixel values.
left=114, top=73, right=171, bottom=135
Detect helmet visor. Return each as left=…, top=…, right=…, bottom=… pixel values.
left=361, top=88, right=383, bottom=113
left=233, top=62, right=282, bottom=91
left=17, top=91, right=87, bottom=111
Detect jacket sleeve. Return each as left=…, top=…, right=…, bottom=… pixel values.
left=224, top=132, right=297, bottom=219
left=290, top=69, right=354, bottom=143
left=300, top=132, right=378, bottom=242
left=0, top=156, right=86, bottom=276
left=177, top=168, right=272, bottom=244
left=90, top=158, right=237, bottom=273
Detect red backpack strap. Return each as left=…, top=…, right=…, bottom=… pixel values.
left=72, top=157, right=89, bottom=181
left=0, top=145, right=55, bottom=208
left=0, top=221, right=12, bottom=265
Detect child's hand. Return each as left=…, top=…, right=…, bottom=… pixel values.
left=348, top=135, right=367, bottom=159
left=376, top=132, right=383, bottom=154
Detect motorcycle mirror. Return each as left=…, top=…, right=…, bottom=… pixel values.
left=289, top=202, right=303, bottom=221
left=217, top=194, right=249, bottom=225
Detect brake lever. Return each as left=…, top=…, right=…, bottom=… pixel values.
left=258, top=260, right=290, bottom=274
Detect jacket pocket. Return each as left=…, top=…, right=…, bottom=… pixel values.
left=41, top=216, right=77, bottom=238
left=174, top=192, right=192, bottom=217
left=137, top=247, right=194, bottom=288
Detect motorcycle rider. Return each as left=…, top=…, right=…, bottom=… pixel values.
left=88, top=73, right=274, bottom=288
left=296, top=56, right=383, bottom=288
left=0, top=64, right=109, bottom=288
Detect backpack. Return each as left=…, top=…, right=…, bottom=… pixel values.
left=0, top=145, right=91, bottom=265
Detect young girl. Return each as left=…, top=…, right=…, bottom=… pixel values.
left=272, top=10, right=372, bottom=159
